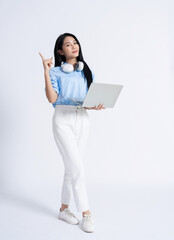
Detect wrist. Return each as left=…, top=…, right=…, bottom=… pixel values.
left=44, top=69, right=49, bottom=75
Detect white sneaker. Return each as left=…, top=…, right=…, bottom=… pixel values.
left=58, top=208, right=79, bottom=225
left=81, top=214, right=95, bottom=233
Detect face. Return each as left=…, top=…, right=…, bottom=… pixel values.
left=58, top=36, right=79, bottom=61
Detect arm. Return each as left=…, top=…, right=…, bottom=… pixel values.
left=44, top=70, right=58, bottom=103
left=39, top=52, right=58, bottom=104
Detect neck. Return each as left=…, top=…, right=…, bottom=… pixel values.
left=65, top=58, right=77, bottom=66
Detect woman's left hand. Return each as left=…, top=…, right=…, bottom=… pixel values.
left=84, top=104, right=105, bottom=110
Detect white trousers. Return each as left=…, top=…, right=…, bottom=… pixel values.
left=52, top=104, right=91, bottom=212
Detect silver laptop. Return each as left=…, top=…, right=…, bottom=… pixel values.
left=68, top=82, right=123, bottom=108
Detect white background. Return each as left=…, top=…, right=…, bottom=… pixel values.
left=0, top=0, right=174, bottom=239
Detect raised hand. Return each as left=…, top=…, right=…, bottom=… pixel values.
left=39, top=52, right=53, bottom=72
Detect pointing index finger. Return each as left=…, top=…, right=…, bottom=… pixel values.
left=39, top=52, right=44, bottom=60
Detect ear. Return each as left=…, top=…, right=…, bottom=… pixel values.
left=58, top=50, right=64, bottom=55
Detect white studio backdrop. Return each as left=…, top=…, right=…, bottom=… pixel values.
left=0, top=0, right=173, bottom=200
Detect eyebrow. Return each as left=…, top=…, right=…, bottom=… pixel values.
left=64, top=40, right=76, bottom=45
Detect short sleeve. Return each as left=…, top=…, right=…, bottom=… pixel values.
left=49, top=68, right=59, bottom=94
left=44, top=68, right=59, bottom=94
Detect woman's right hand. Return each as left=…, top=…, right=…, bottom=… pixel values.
left=39, top=52, right=53, bottom=72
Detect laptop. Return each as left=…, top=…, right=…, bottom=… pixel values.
left=68, top=82, right=123, bottom=108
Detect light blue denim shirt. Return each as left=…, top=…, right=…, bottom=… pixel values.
left=45, top=63, right=95, bottom=108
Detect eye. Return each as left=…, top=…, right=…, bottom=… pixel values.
left=65, top=42, right=77, bottom=47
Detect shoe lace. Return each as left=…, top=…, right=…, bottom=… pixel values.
left=65, top=209, right=76, bottom=218
left=84, top=214, right=93, bottom=223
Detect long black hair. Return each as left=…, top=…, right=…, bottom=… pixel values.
left=54, top=32, right=93, bottom=90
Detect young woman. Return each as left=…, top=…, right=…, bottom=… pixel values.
left=39, top=32, right=105, bottom=233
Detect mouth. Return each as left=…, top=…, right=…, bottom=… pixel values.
left=72, top=50, right=78, bottom=53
